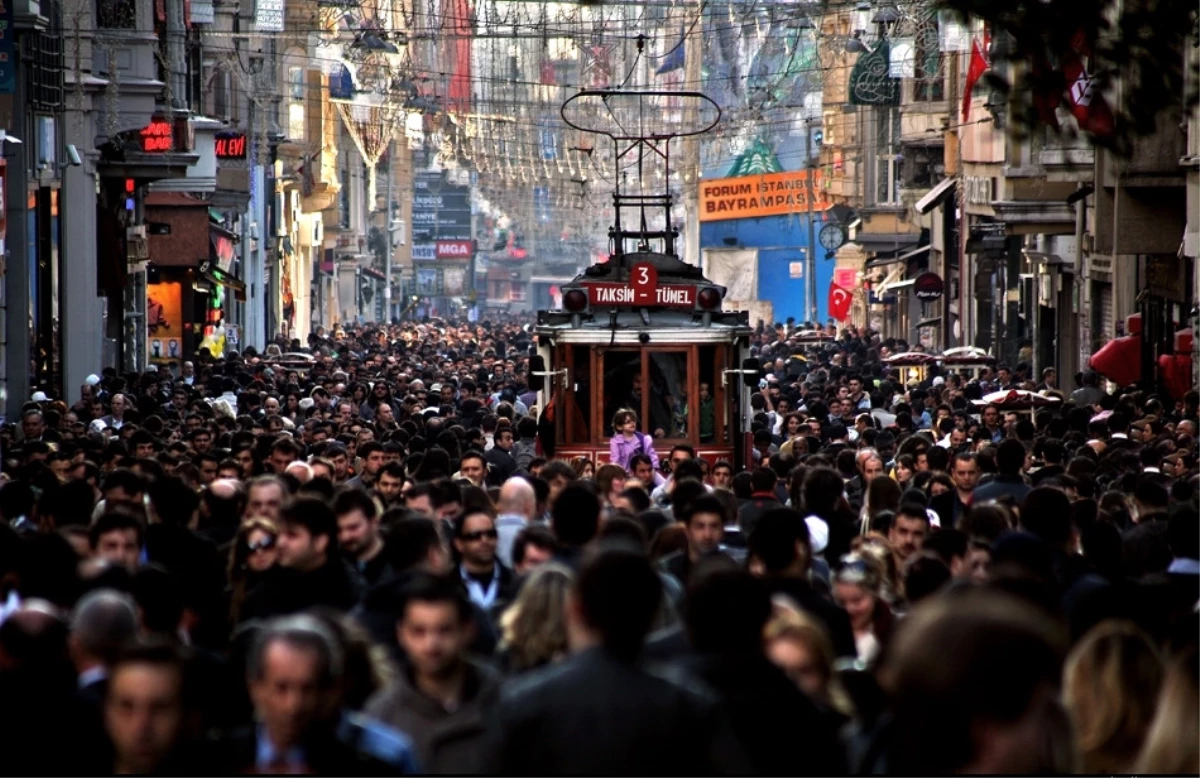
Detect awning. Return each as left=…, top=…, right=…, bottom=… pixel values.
left=200, top=261, right=246, bottom=301
left=866, top=243, right=931, bottom=268
left=1023, top=250, right=1069, bottom=266
left=361, top=266, right=387, bottom=282
left=877, top=277, right=915, bottom=295
left=915, top=317, right=943, bottom=329
left=852, top=232, right=920, bottom=256
left=915, top=178, right=956, bottom=215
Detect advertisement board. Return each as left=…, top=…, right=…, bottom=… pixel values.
left=146, top=281, right=184, bottom=363
left=699, top=170, right=831, bottom=222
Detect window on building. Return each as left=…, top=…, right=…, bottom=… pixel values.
left=902, top=143, right=945, bottom=189
left=874, top=107, right=901, bottom=205
left=288, top=66, right=305, bottom=140
left=509, top=281, right=526, bottom=302
left=96, top=0, right=135, bottom=28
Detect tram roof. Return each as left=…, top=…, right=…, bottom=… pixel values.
left=535, top=309, right=751, bottom=343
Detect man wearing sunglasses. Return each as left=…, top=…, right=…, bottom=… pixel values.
left=452, top=510, right=515, bottom=615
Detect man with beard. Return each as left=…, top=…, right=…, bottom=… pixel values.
left=364, top=574, right=500, bottom=774
left=334, top=488, right=393, bottom=587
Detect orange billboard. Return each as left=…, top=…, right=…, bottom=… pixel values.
left=699, top=170, right=831, bottom=222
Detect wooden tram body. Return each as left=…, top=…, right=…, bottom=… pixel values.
left=534, top=262, right=755, bottom=470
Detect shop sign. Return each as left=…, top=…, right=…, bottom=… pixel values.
left=699, top=169, right=832, bottom=222
left=215, top=132, right=248, bottom=159
left=435, top=240, right=473, bottom=259
left=140, top=120, right=174, bottom=152
left=913, top=272, right=945, bottom=300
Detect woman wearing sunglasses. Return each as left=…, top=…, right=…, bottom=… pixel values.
left=226, top=517, right=280, bottom=626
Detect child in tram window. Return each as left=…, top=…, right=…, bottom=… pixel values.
left=609, top=408, right=660, bottom=472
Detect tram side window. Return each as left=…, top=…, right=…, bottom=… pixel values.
left=699, top=346, right=718, bottom=444
left=602, top=351, right=643, bottom=438
left=565, top=345, right=592, bottom=444
left=647, top=352, right=688, bottom=440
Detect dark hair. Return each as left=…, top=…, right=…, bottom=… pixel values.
left=400, top=572, right=471, bottom=624
left=101, top=468, right=146, bottom=498
left=680, top=494, right=727, bottom=526
left=684, top=566, right=771, bottom=654
left=616, top=486, right=651, bottom=514
left=747, top=508, right=809, bottom=574
left=597, top=516, right=649, bottom=549
left=387, top=516, right=444, bottom=572
left=575, top=543, right=662, bottom=661
left=995, top=439, right=1027, bottom=476
left=278, top=497, right=338, bottom=549
left=511, top=525, right=558, bottom=568
left=749, top=466, right=777, bottom=493
left=88, top=511, right=144, bottom=550
left=670, top=478, right=708, bottom=518
left=332, top=487, right=378, bottom=521
left=903, top=553, right=952, bottom=605
left=551, top=483, right=600, bottom=547
left=922, top=528, right=969, bottom=565
left=1020, top=487, right=1074, bottom=550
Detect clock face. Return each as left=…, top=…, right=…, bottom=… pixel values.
left=819, top=223, right=846, bottom=251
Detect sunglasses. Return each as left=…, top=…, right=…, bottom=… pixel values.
left=247, top=536, right=276, bottom=553
left=460, top=529, right=498, bottom=542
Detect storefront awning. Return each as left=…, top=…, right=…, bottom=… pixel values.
left=915, top=317, right=943, bottom=329
left=915, top=178, right=956, bottom=215
left=865, top=244, right=930, bottom=268
left=200, top=261, right=246, bottom=301
left=877, top=277, right=915, bottom=296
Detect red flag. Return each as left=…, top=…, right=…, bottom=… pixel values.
left=828, top=283, right=853, bottom=322
left=1060, top=29, right=1114, bottom=137
left=961, top=26, right=991, bottom=121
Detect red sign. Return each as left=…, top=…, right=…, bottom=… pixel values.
left=833, top=268, right=857, bottom=289
left=215, top=132, right=247, bottom=159
left=630, top=262, right=658, bottom=305
left=140, top=120, right=174, bottom=152
left=436, top=240, right=473, bottom=259
left=585, top=282, right=696, bottom=308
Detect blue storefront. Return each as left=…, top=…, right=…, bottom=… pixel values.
left=700, top=212, right=835, bottom=325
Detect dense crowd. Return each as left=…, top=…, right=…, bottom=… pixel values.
left=0, top=316, right=1196, bottom=775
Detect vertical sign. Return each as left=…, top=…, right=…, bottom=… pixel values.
left=0, top=0, right=14, bottom=94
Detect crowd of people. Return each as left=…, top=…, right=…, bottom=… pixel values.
left=0, top=315, right=1196, bottom=775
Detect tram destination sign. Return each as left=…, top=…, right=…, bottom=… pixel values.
left=584, top=282, right=696, bottom=308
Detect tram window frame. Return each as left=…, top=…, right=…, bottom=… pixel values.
left=563, top=344, right=594, bottom=446
left=596, top=346, right=697, bottom=448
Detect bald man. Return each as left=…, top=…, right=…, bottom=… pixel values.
left=494, top=477, right=537, bottom=568
left=285, top=460, right=314, bottom=484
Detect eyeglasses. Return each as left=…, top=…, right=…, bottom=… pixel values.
left=460, top=529, right=498, bottom=542
left=246, top=536, right=276, bottom=553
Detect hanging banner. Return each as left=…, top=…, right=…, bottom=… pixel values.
left=699, top=170, right=831, bottom=222
left=146, top=281, right=184, bottom=363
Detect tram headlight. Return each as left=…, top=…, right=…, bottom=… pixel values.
left=697, top=286, right=722, bottom=311
left=563, top=288, right=589, bottom=313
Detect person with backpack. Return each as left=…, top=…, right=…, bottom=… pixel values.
left=609, top=408, right=660, bottom=472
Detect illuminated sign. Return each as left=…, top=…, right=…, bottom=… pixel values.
left=140, top=120, right=174, bottom=152
left=215, top=132, right=247, bottom=159
left=435, top=240, right=472, bottom=259
left=699, top=170, right=832, bottom=222
left=584, top=282, right=696, bottom=308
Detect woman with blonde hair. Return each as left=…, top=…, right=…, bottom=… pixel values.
left=497, top=563, right=574, bottom=675
left=765, top=596, right=853, bottom=723
left=832, top=551, right=895, bottom=666
left=1062, top=620, right=1165, bottom=774
left=1134, top=644, right=1199, bottom=774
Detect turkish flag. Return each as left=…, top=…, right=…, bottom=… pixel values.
left=1060, top=29, right=1114, bottom=137
left=828, top=283, right=853, bottom=322
left=961, top=27, right=991, bottom=121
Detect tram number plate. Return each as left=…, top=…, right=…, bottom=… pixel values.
left=586, top=282, right=696, bottom=308
left=630, top=262, right=658, bottom=305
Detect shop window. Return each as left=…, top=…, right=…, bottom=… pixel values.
left=602, top=350, right=643, bottom=438
left=698, top=345, right=719, bottom=444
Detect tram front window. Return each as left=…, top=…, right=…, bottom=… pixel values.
left=602, top=350, right=688, bottom=440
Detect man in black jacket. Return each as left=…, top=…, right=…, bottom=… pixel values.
left=677, top=564, right=848, bottom=775
left=749, top=508, right=857, bottom=658
left=486, top=542, right=750, bottom=775
left=243, top=497, right=364, bottom=620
